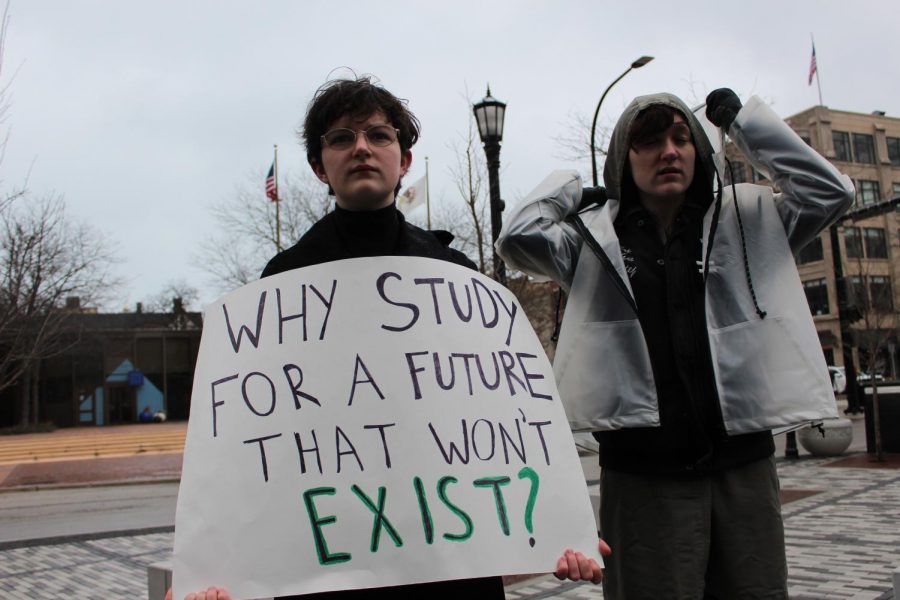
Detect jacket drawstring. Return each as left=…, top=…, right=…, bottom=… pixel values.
left=551, top=288, right=564, bottom=343
left=725, top=157, right=767, bottom=320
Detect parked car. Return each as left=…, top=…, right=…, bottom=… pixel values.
left=857, top=372, right=885, bottom=384
left=828, top=366, right=847, bottom=394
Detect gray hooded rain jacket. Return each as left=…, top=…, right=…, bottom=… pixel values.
left=497, top=94, right=854, bottom=436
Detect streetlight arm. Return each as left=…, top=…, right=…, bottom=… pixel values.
left=590, top=66, right=633, bottom=187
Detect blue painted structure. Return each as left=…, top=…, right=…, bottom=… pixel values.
left=78, top=359, right=164, bottom=425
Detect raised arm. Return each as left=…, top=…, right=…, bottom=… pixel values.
left=725, top=94, right=855, bottom=253
left=495, top=170, right=585, bottom=290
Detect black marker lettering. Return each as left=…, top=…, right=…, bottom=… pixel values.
left=364, top=423, right=396, bottom=468
left=493, top=290, right=518, bottom=346
left=276, top=286, right=307, bottom=343
left=335, top=426, right=364, bottom=473
left=428, top=420, right=470, bottom=464
left=516, top=353, right=552, bottom=401
left=294, top=430, right=323, bottom=475
left=414, top=277, right=445, bottom=324
left=405, top=351, right=429, bottom=400
left=528, top=420, right=553, bottom=466
left=499, top=351, right=526, bottom=395
left=377, top=272, right=419, bottom=332
left=243, top=433, right=282, bottom=482
left=241, top=371, right=276, bottom=416
left=472, top=278, right=499, bottom=329
left=309, top=280, right=338, bottom=340
left=499, top=419, right=527, bottom=464
left=348, top=355, right=385, bottom=405
left=448, top=281, right=473, bottom=322
left=210, top=374, right=238, bottom=437
left=471, top=419, right=496, bottom=461
left=222, top=291, right=267, bottom=353
left=283, top=364, right=321, bottom=409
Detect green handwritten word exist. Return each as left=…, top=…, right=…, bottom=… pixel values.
left=302, top=471, right=541, bottom=566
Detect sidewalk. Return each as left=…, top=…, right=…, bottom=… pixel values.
left=1, top=419, right=899, bottom=599
left=0, top=422, right=185, bottom=491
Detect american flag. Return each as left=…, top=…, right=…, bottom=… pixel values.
left=265, top=162, right=278, bottom=202
left=808, top=43, right=818, bottom=86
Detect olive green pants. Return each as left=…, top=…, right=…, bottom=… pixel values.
left=600, top=456, right=788, bottom=599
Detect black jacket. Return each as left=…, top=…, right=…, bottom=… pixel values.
left=262, top=204, right=476, bottom=277
left=593, top=194, right=774, bottom=474
left=262, top=203, right=502, bottom=599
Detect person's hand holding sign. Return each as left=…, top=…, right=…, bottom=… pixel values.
left=167, top=540, right=612, bottom=598
left=554, top=539, right=611, bottom=584
left=165, top=587, right=232, bottom=600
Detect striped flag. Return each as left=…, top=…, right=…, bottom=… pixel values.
left=808, top=43, right=818, bottom=86
left=265, top=162, right=278, bottom=202
left=397, top=174, right=427, bottom=215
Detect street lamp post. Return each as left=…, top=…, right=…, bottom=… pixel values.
left=590, top=56, right=654, bottom=186
left=473, top=86, right=508, bottom=285
left=830, top=222, right=863, bottom=414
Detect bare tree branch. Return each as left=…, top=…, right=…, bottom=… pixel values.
left=0, top=195, right=120, bottom=422
left=197, top=169, right=332, bottom=292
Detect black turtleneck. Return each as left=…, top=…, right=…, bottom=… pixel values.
left=258, top=204, right=499, bottom=598
left=262, top=203, right=476, bottom=278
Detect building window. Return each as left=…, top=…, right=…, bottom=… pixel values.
left=888, top=137, right=900, bottom=167
left=863, top=227, right=888, bottom=258
left=832, top=131, right=851, bottom=161
left=797, top=236, right=824, bottom=264
left=803, top=279, right=830, bottom=316
left=852, top=133, right=876, bottom=164
left=869, top=276, right=893, bottom=312
left=857, top=180, right=881, bottom=205
left=848, top=275, right=867, bottom=310
left=844, top=227, right=863, bottom=258
left=893, top=182, right=900, bottom=197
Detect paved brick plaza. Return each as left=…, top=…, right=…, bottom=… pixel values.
left=2, top=453, right=898, bottom=599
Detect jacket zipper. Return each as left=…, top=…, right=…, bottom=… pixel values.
left=568, top=214, right=639, bottom=315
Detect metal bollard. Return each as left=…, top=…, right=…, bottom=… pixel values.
left=148, top=561, right=172, bottom=600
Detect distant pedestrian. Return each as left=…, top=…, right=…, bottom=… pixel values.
left=138, top=406, right=153, bottom=423
left=497, top=88, right=854, bottom=598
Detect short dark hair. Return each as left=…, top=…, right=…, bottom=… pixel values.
left=627, top=104, right=681, bottom=149
left=302, top=76, right=421, bottom=168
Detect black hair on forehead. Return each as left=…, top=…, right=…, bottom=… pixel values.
left=627, top=104, right=689, bottom=149
left=301, top=76, right=421, bottom=167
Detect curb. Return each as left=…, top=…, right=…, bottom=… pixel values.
left=0, top=475, right=181, bottom=495
left=0, top=525, right=176, bottom=551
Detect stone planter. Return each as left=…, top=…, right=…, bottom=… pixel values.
left=797, top=418, right=853, bottom=456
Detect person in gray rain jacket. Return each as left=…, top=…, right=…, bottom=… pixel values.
left=496, top=88, right=854, bottom=598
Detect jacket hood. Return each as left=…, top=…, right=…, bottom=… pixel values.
left=603, top=92, right=717, bottom=203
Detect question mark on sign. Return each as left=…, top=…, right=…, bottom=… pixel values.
left=517, top=466, right=540, bottom=547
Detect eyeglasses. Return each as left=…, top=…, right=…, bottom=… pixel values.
left=320, top=124, right=400, bottom=150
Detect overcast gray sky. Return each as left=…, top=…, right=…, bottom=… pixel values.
left=3, top=0, right=898, bottom=310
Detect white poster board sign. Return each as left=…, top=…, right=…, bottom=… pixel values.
left=172, top=257, right=600, bottom=600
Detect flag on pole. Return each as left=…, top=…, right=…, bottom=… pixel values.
left=265, top=162, right=279, bottom=202
left=808, top=43, right=818, bottom=86
left=397, top=174, right=427, bottom=215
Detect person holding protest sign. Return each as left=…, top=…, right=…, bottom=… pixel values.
left=496, top=88, right=854, bottom=598
left=169, top=75, right=606, bottom=600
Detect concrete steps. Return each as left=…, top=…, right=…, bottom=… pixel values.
left=0, top=425, right=186, bottom=465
